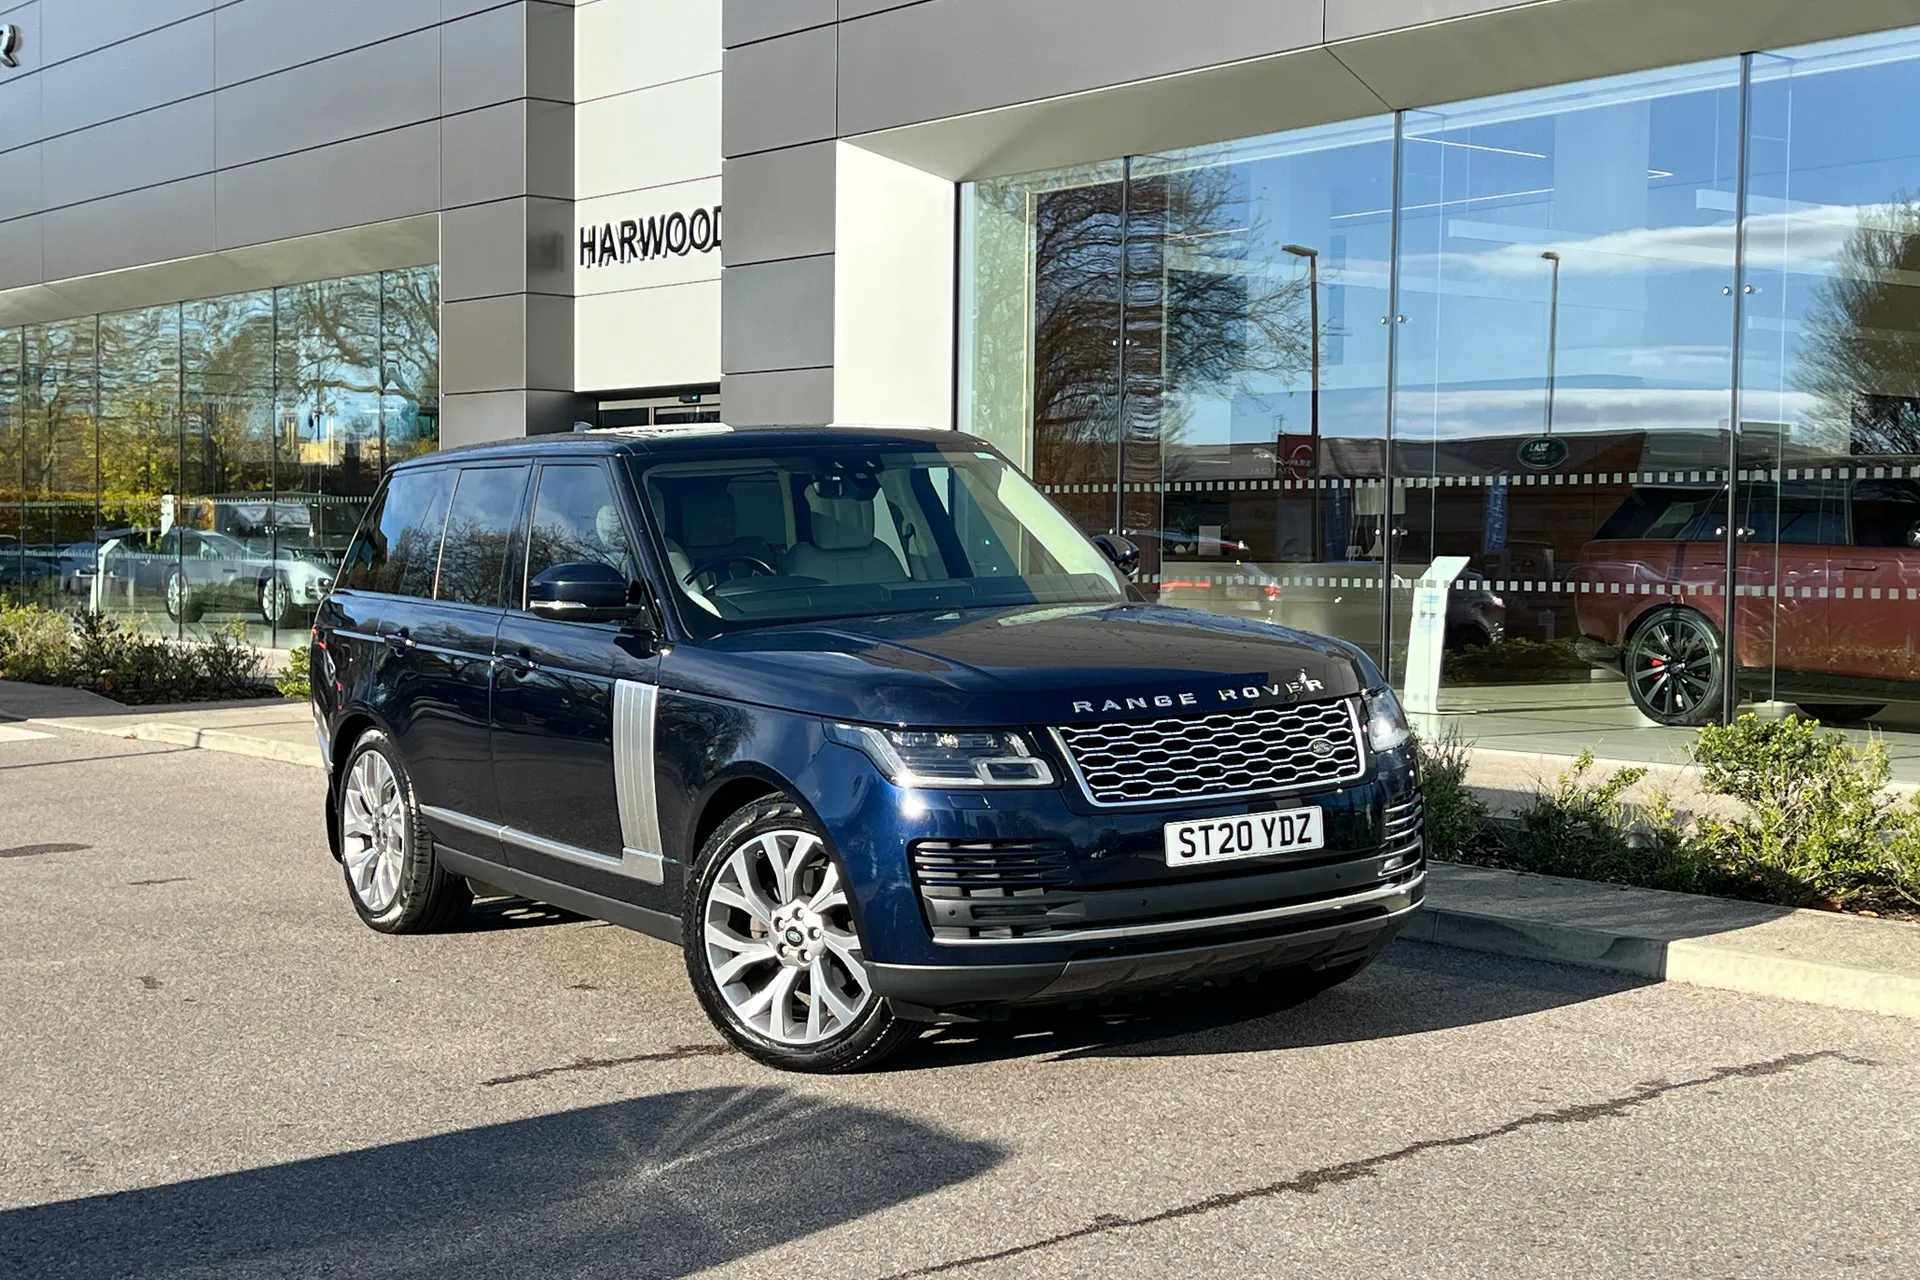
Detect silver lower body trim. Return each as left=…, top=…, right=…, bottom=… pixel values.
left=421, top=804, right=665, bottom=886
left=930, top=869, right=1425, bottom=947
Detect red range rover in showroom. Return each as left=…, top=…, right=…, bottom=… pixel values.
left=1572, top=475, right=1920, bottom=725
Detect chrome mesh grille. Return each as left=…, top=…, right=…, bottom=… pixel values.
left=1054, top=698, right=1365, bottom=806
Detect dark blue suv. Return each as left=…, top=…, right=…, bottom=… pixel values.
left=312, top=426, right=1424, bottom=1071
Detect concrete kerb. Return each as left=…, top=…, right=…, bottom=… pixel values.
left=24, top=714, right=324, bottom=768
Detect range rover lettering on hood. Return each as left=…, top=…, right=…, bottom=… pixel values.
left=1071, top=671, right=1327, bottom=716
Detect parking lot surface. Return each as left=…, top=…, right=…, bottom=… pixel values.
left=3, top=726, right=1916, bottom=1278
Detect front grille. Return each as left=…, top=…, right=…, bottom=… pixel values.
left=1053, top=698, right=1366, bottom=806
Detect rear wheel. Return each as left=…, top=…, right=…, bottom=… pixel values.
left=337, top=729, right=471, bottom=933
left=1624, top=606, right=1724, bottom=726
left=1795, top=703, right=1884, bottom=726
left=164, top=568, right=204, bottom=623
left=260, top=577, right=295, bottom=628
left=683, top=797, right=914, bottom=1073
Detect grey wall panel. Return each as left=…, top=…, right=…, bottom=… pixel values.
left=214, top=0, right=441, bottom=88
left=441, top=197, right=530, bottom=301
left=525, top=0, right=574, bottom=103
left=524, top=290, right=572, bottom=389
left=0, top=53, right=42, bottom=155
left=442, top=293, right=528, bottom=392
left=0, top=143, right=40, bottom=222
left=42, top=175, right=215, bottom=279
left=41, top=95, right=215, bottom=210
left=721, top=142, right=835, bottom=267
left=721, top=254, right=834, bottom=372
left=443, top=3, right=530, bottom=115
left=838, top=0, right=924, bottom=18
left=721, top=367, right=834, bottom=426
left=215, top=28, right=441, bottom=169
left=0, top=216, right=43, bottom=291
left=722, top=26, right=837, bottom=157
left=525, top=388, right=592, bottom=436
left=835, top=0, right=1323, bottom=136
left=525, top=194, right=573, bottom=296
left=441, top=388, right=532, bottom=448
left=726, top=0, right=836, bottom=48
left=525, top=98, right=572, bottom=199
left=442, top=100, right=527, bottom=208
left=37, top=12, right=213, bottom=137
left=36, top=0, right=212, bottom=67
left=1326, top=0, right=1540, bottom=42
left=214, top=121, right=440, bottom=250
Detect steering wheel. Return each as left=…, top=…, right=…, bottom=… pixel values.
left=684, top=553, right=778, bottom=587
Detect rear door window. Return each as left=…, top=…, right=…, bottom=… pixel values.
left=336, top=466, right=455, bottom=598
left=436, top=465, right=531, bottom=607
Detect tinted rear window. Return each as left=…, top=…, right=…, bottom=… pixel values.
left=436, top=465, right=530, bottom=607
left=1595, top=489, right=1724, bottom=541
left=335, top=467, right=455, bottom=598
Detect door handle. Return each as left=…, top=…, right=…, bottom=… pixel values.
left=384, top=629, right=413, bottom=655
left=498, top=649, right=536, bottom=672
left=1843, top=563, right=1881, bottom=572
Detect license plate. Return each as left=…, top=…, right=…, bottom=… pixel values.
left=1163, top=807, right=1324, bottom=867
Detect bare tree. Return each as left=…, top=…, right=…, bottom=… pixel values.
left=1798, top=196, right=1920, bottom=456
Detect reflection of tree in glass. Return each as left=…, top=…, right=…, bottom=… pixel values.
left=970, top=164, right=1311, bottom=488
left=435, top=516, right=515, bottom=606
left=1800, top=197, right=1920, bottom=455
left=528, top=528, right=623, bottom=580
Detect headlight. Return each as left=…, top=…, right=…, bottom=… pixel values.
left=825, top=722, right=1056, bottom=788
left=1363, top=688, right=1411, bottom=752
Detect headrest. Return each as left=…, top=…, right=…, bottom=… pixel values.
left=594, top=504, right=625, bottom=549
left=805, top=486, right=876, bottom=552
left=680, top=486, right=736, bottom=548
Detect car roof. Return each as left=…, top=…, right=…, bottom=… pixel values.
left=395, top=424, right=988, bottom=469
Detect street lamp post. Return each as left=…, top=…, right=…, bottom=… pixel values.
left=1282, top=243, right=1321, bottom=558
left=1540, top=250, right=1562, bottom=436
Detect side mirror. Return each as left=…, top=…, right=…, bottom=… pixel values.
left=528, top=561, right=635, bottom=621
left=1091, top=533, right=1140, bottom=579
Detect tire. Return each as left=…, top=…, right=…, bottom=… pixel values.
left=1624, top=606, right=1724, bottom=727
left=1795, top=703, right=1885, bottom=726
left=260, top=577, right=295, bottom=629
left=336, top=728, right=471, bottom=934
left=683, top=796, right=915, bottom=1073
left=164, top=568, right=204, bottom=624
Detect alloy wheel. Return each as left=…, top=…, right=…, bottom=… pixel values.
left=341, top=749, right=406, bottom=915
left=261, top=579, right=289, bottom=625
left=702, top=829, right=871, bottom=1045
left=1630, top=614, right=1717, bottom=720
left=165, top=570, right=183, bottom=620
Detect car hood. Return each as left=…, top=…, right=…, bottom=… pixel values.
left=660, top=603, right=1373, bottom=727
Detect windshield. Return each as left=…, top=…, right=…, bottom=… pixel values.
left=630, top=443, right=1125, bottom=636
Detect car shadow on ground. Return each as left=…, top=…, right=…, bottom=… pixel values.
left=462, top=895, right=585, bottom=931
left=1, top=1086, right=1004, bottom=1279
left=898, top=939, right=1650, bottom=1069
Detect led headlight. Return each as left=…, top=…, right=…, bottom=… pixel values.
left=825, top=723, right=1055, bottom=788
left=1363, top=687, right=1412, bottom=752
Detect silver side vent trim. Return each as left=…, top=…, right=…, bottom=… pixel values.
left=614, top=679, right=666, bottom=862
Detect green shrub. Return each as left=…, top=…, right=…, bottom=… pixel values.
left=276, top=644, right=311, bottom=701
left=1413, top=729, right=1487, bottom=859
left=0, top=602, right=73, bottom=683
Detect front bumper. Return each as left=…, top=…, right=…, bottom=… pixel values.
left=870, top=874, right=1422, bottom=1013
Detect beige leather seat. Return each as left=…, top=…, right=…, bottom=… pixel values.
left=786, top=489, right=906, bottom=585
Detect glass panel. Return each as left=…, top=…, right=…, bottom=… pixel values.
left=1743, top=32, right=1920, bottom=726
left=1129, top=118, right=1398, bottom=663
left=1395, top=61, right=1744, bottom=742
left=95, top=305, right=181, bottom=629
left=180, top=291, right=275, bottom=645
left=21, top=320, right=98, bottom=612
left=437, top=465, right=528, bottom=607
left=0, top=329, right=22, bottom=602
left=381, top=265, right=442, bottom=465
left=960, top=161, right=1127, bottom=541
left=277, top=273, right=384, bottom=643
left=524, top=464, right=637, bottom=605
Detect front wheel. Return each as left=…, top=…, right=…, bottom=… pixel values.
left=337, top=729, right=471, bottom=933
left=260, top=577, right=295, bottom=628
left=165, top=569, right=205, bottom=623
left=1624, top=606, right=1725, bottom=727
left=683, top=797, right=914, bottom=1073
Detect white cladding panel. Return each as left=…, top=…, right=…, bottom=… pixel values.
left=574, top=0, right=722, bottom=393
left=577, top=280, right=721, bottom=391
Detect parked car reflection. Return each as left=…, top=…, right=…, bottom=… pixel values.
left=96, top=529, right=335, bottom=626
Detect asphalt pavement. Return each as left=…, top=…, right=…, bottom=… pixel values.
left=2, top=724, right=1916, bottom=1279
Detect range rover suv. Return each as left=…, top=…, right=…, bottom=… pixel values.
left=311, top=426, right=1425, bottom=1071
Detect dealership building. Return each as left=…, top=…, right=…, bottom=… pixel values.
left=8, top=0, right=1920, bottom=750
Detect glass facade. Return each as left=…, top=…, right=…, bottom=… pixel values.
left=961, top=28, right=1920, bottom=749
left=0, top=266, right=439, bottom=648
